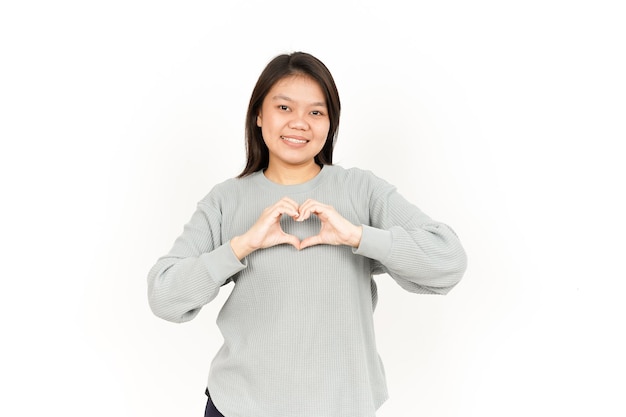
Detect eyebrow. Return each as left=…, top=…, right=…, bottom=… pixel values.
left=271, top=94, right=327, bottom=107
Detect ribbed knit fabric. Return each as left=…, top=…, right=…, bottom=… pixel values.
left=148, top=165, right=467, bottom=417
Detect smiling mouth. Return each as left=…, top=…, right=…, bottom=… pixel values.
left=281, top=136, right=309, bottom=144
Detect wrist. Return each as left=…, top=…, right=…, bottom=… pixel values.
left=349, top=225, right=363, bottom=248
left=230, top=235, right=256, bottom=260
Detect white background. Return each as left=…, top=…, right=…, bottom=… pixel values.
left=1, top=1, right=625, bottom=416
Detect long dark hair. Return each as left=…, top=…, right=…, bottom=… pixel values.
left=238, top=52, right=341, bottom=177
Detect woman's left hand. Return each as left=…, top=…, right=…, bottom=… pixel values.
left=297, top=199, right=363, bottom=250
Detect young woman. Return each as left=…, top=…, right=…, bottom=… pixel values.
left=148, top=52, right=467, bottom=417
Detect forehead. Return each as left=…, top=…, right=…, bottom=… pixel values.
left=267, top=75, right=326, bottom=104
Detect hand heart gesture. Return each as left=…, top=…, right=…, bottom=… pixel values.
left=230, top=197, right=362, bottom=259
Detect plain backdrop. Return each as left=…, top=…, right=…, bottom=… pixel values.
left=1, top=1, right=625, bottom=416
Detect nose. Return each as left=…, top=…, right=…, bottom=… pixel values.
left=288, top=112, right=309, bottom=130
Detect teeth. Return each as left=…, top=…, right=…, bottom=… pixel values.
left=281, top=136, right=307, bottom=144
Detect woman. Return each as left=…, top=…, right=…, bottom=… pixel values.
left=148, top=51, right=467, bottom=417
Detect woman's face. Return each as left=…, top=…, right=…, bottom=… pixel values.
left=257, top=75, right=330, bottom=170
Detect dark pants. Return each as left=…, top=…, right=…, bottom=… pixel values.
left=204, top=390, right=225, bottom=417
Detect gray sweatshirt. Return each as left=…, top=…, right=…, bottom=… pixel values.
left=148, top=165, right=467, bottom=417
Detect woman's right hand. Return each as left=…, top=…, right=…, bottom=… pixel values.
left=230, top=197, right=301, bottom=259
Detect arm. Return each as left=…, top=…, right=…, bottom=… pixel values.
left=147, top=203, right=246, bottom=323
left=354, top=175, right=467, bottom=295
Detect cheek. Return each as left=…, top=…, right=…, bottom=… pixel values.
left=261, top=127, right=271, bottom=145
left=318, top=122, right=331, bottom=140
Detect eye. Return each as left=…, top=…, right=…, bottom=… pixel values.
left=310, top=110, right=325, bottom=116
left=278, top=105, right=290, bottom=111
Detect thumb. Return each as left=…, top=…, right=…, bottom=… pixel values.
left=299, top=234, right=323, bottom=250
left=280, top=233, right=302, bottom=250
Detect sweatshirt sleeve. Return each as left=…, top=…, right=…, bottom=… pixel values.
left=147, top=202, right=247, bottom=323
left=353, top=173, right=467, bottom=295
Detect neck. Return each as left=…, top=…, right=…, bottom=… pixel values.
left=264, top=160, right=322, bottom=185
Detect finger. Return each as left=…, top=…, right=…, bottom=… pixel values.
left=276, top=197, right=301, bottom=218
left=278, top=196, right=300, bottom=208
left=300, top=204, right=333, bottom=222
left=295, top=199, right=313, bottom=221
left=266, top=202, right=299, bottom=219
left=297, top=199, right=326, bottom=221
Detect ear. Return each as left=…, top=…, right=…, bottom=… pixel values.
left=256, top=113, right=262, bottom=127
